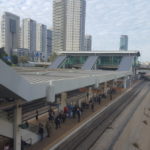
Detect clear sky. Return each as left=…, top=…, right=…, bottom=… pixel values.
left=0, top=0, right=150, bottom=62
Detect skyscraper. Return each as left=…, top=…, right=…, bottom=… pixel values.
left=36, top=24, right=47, bottom=61
left=53, top=0, right=86, bottom=52
left=65, top=0, right=86, bottom=51
left=36, top=24, right=47, bottom=52
left=0, top=12, right=20, bottom=56
left=21, top=18, right=36, bottom=53
left=84, top=35, right=92, bottom=51
left=53, top=0, right=66, bottom=52
left=120, top=35, right=128, bottom=51
left=47, top=29, right=52, bottom=56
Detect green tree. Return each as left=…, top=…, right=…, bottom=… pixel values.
left=18, top=56, right=29, bottom=64
left=12, top=55, right=18, bottom=65
left=0, top=47, right=11, bottom=65
left=0, top=47, right=7, bottom=58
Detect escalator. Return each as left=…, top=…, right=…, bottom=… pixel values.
left=118, top=56, right=134, bottom=71
left=81, top=56, right=98, bottom=70
left=49, top=55, right=67, bottom=69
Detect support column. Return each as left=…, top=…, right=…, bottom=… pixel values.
left=112, top=79, right=116, bottom=87
left=104, top=82, right=108, bottom=95
left=88, top=87, right=92, bottom=101
left=78, top=100, right=82, bottom=108
left=60, top=92, right=67, bottom=111
left=129, top=76, right=132, bottom=87
left=46, top=81, right=55, bottom=102
left=123, top=77, right=127, bottom=89
left=14, top=102, right=22, bottom=150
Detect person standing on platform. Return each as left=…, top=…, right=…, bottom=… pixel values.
left=72, top=105, right=77, bottom=118
left=76, top=107, right=81, bottom=122
left=62, top=112, right=66, bottom=123
left=91, top=101, right=94, bottom=112
left=110, top=93, right=112, bottom=100
left=36, top=110, right=39, bottom=120
left=38, top=123, right=44, bottom=141
left=55, top=116, right=61, bottom=129
left=98, top=95, right=101, bottom=105
left=46, top=120, right=51, bottom=137
left=109, top=88, right=113, bottom=100
left=48, top=112, right=53, bottom=122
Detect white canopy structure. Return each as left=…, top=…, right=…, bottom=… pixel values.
left=0, top=59, right=132, bottom=102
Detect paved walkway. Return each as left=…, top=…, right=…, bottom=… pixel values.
left=27, top=90, right=124, bottom=150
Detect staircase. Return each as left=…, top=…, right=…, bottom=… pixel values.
left=49, top=55, right=67, bottom=69
left=81, top=56, right=98, bottom=70
left=118, top=56, right=134, bottom=71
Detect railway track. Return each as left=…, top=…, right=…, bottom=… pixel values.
left=51, top=81, right=147, bottom=150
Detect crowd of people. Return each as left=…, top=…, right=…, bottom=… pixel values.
left=36, top=92, right=114, bottom=141
left=37, top=106, right=82, bottom=140
left=20, top=89, right=116, bottom=143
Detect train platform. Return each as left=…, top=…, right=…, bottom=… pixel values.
left=27, top=89, right=125, bottom=150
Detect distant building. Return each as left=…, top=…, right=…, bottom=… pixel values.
left=53, top=0, right=86, bottom=52
left=36, top=24, right=47, bottom=52
left=52, top=0, right=66, bottom=52
left=21, top=18, right=36, bottom=53
left=120, top=35, right=128, bottom=51
left=18, top=27, right=22, bottom=48
left=13, top=48, right=30, bottom=57
left=36, top=24, right=47, bottom=61
left=65, top=0, right=86, bottom=52
left=0, top=12, right=20, bottom=56
left=47, top=29, right=52, bottom=56
left=84, top=35, right=92, bottom=51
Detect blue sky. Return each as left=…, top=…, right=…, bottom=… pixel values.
left=0, top=0, right=150, bottom=62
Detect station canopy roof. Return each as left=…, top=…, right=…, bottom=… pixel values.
left=57, top=50, right=140, bottom=56
left=0, top=59, right=131, bottom=102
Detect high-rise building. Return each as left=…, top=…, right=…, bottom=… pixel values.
left=36, top=24, right=47, bottom=52
left=21, top=18, right=36, bottom=53
left=18, top=27, right=22, bottom=48
left=0, top=12, right=20, bottom=56
left=53, top=0, right=66, bottom=52
left=53, top=0, right=86, bottom=52
left=65, top=0, right=86, bottom=51
left=47, top=29, right=52, bottom=56
left=36, top=24, right=47, bottom=61
left=120, top=35, right=128, bottom=51
left=84, top=35, right=92, bottom=51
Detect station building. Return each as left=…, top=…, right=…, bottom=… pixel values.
left=50, top=51, right=140, bottom=71
left=0, top=50, right=140, bottom=150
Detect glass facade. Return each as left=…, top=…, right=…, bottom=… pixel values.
left=57, top=55, right=138, bottom=70
left=60, top=56, right=88, bottom=68
left=59, top=55, right=123, bottom=69
left=97, top=56, right=122, bottom=69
